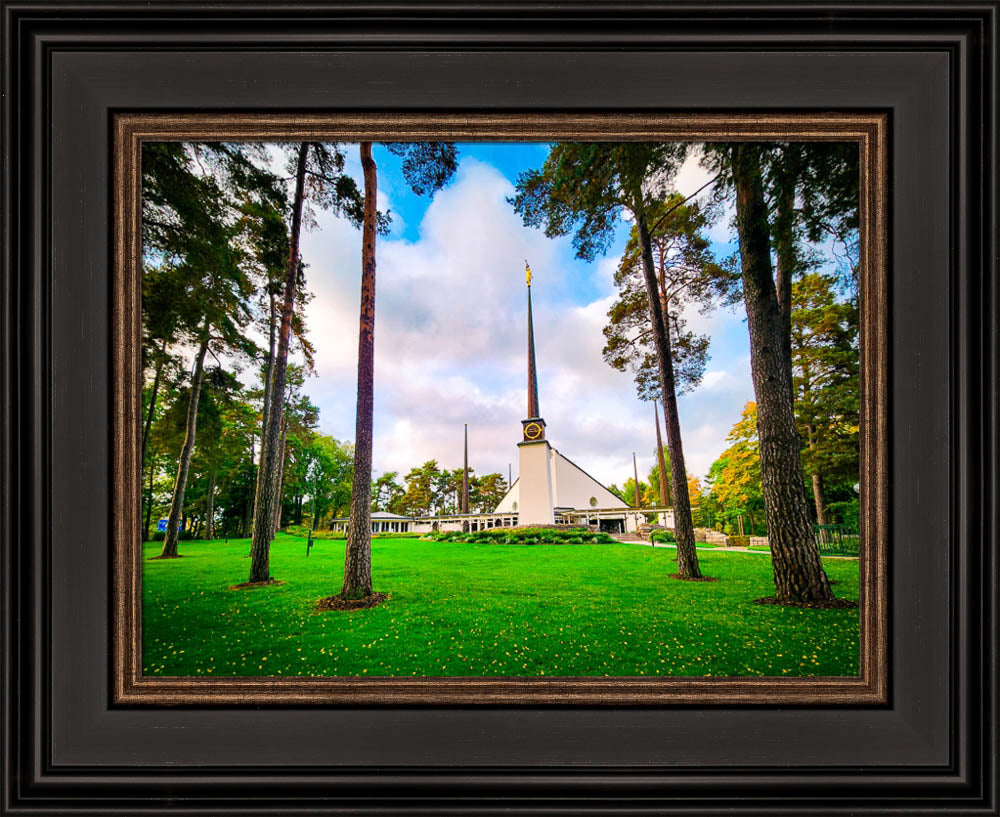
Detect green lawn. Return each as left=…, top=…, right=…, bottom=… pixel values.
left=142, top=534, right=859, bottom=678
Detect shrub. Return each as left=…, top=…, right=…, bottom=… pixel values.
left=427, top=526, right=614, bottom=545
left=827, top=499, right=860, bottom=529
left=727, top=535, right=750, bottom=549
left=283, top=525, right=346, bottom=541
left=148, top=529, right=195, bottom=542
left=650, top=530, right=677, bottom=544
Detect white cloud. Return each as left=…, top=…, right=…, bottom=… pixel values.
left=701, top=370, right=728, bottom=390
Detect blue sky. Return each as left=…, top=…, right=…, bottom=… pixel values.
left=296, top=143, right=755, bottom=488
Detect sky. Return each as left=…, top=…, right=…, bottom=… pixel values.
left=292, top=143, right=754, bottom=489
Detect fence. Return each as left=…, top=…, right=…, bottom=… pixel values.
left=815, top=524, right=860, bottom=555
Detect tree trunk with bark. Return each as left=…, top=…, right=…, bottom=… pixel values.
left=653, top=399, right=669, bottom=508
left=731, top=143, right=834, bottom=604
left=251, top=292, right=277, bottom=545
left=159, top=332, right=210, bottom=558
left=635, top=210, right=702, bottom=579
left=341, top=142, right=378, bottom=600
left=805, top=425, right=830, bottom=526
left=143, top=457, right=155, bottom=542
left=811, top=471, right=829, bottom=526
left=248, top=141, right=308, bottom=583
left=772, top=159, right=799, bottom=384
left=242, top=435, right=255, bottom=538
left=205, top=467, right=217, bottom=540
left=270, top=416, right=288, bottom=538
left=142, top=337, right=169, bottom=461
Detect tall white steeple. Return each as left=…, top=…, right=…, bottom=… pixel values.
left=516, top=262, right=554, bottom=525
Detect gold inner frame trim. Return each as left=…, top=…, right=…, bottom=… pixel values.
left=113, top=112, right=888, bottom=705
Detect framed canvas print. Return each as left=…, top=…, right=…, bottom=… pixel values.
left=113, top=112, right=885, bottom=706
left=2, top=1, right=997, bottom=815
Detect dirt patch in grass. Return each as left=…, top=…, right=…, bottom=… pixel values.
left=669, top=573, right=719, bottom=582
left=753, top=595, right=858, bottom=609
left=148, top=554, right=185, bottom=560
left=316, top=592, right=389, bottom=611
left=229, top=579, right=285, bottom=590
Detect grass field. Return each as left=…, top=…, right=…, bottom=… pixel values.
left=142, top=534, right=860, bottom=678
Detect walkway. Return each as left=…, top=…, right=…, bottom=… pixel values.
left=622, top=539, right=859, bottom=560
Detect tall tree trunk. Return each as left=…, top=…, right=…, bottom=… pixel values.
left=773, top=172, right=797, bottom=388
left=662, top=405, right=673, bottom=506
left=342, top=142, right=378, bottom=599
left=159, top=332, right=209, bottom=558
left=635, top=210, right=702, bottom=579
left=142, top=337, right=169, bottom=461
left=655, top=275, right=674, bottom=510
left=205, top=467, right=217, bottom=540
left=270, top=416, right=288, bottom=538
left=248, top=141, right=308, bottom=583
left=143, top=456, right=155, bottom=542
left=254, top=290, right=277, bottom=543
left=653, top=399, right=669, bottom=508
left=243, top=434, right=255, bottom=538
left=805, top=424, right=830, bottom=525
left=811, top=472, right=829, bottom=526
left=732, top=143, right=833, bottom=604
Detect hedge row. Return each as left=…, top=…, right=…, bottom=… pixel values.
left=429, top=527, right=615, bottom=545
left=283, top=525, right=346, bottom=540
left=649, top=530, right=677, bottom=544
left=282, top=526, right=423, bottom=541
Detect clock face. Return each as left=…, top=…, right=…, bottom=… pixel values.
left=524, top=421, right=543, bottom=440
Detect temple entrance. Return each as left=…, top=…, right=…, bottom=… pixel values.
left=599, top=518, right=624, bottom=534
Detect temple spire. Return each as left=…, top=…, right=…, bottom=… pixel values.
left=520, top=262, right=546, bottom=443
left=462, top=423, right=470, bottom=514
left=526, top=261, right=540, bottom=419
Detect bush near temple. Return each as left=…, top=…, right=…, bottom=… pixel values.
left=428, top=527, right=615, bottom=545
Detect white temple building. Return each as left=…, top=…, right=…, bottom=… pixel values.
left=488, top=265, right=659, bottom=534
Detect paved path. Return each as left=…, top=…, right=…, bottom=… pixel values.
left=622, top=539, right=859, bottom=560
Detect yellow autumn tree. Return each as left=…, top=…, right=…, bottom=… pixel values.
left=706, top=402, right=764, bottom=533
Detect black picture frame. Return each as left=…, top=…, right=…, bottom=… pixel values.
left=1, top=1, right=996, bottom=814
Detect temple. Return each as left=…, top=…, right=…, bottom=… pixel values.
left=491, top=263, right=646, bottom=533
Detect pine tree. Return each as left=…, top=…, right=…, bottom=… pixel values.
left=791, top=273, right=859, bottom=526
left=340, top=142, right=457, bottom=601
left=511, top=143, right=705, bottom=579
left=248, top=142, right=365, bottom=583
left=729, top=144, right=835, bottom=604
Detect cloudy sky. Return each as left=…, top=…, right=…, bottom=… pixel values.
left=293, top=143, right=754, bottom=489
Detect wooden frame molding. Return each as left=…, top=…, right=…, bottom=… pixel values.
left=112, top=112, right=889, bottom=705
